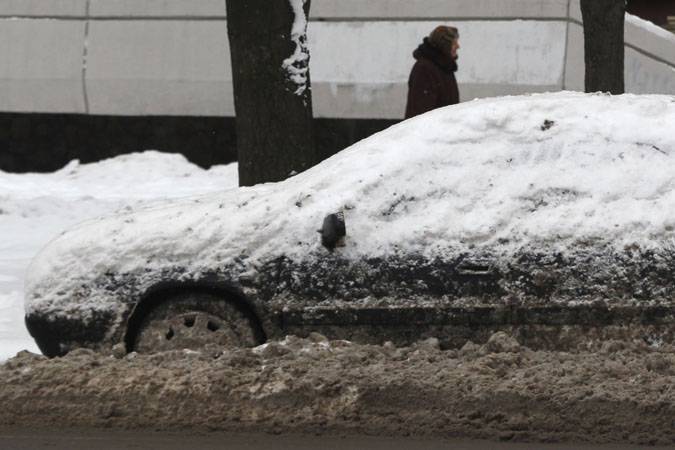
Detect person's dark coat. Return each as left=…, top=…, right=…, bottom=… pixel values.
left=404, top=38, right=459, bottom=119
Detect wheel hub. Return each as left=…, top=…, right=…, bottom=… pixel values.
left=135, top=310, right=241, bottom=353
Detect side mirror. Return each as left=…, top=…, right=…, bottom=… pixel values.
left=318, top=212, right=346, bottom=251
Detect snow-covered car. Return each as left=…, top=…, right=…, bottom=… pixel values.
left=25, top=92, right=675, bottom=357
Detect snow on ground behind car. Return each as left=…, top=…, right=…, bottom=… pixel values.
left=0, top=151, right=238, bottom=361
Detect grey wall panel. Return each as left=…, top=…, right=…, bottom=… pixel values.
left=311, top=0, right=569, bottom=20
left=460, top=83, right=561, bottom=101
left=83, top=18, right=568, bottom=118
left=0, top=19, right=85, bottom=113
left=312, top=82, right=406, bottom=119
left=309, top=20, right=566, bottom=118
left=309, top=20, right=567, bottom=86
left=312, top=81, right=561, bottom=119
left=86, top=20, right=233, bottom=115
left=0, top=0, right=86, bottom=17
left=625, top=17, right=675, bottom=67
left=87, top=80, right=233, bottom=116
left=625, top=47, right=675, bottom=95
left=0, top=0, right=673, bottom=117
left=563, top=22, right=584, bottom=91
left=568, top=0, right=582, bottom=23
left=85, top=0, right=569, bottom=20
left=0, top=80, right=85, bottom=114
left=89, top=0, right=226, bottom=18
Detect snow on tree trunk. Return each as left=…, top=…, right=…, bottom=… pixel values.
left=226, top=0, right=317, bottom=187
left=580, top=0, right=625, bottom=95
left=282, top=0, right=310, bottom=97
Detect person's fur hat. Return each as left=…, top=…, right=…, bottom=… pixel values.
left=428, top=25, right=459, bottom=55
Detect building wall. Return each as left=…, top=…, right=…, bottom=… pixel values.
left=0, top=0, right=579, bottom=119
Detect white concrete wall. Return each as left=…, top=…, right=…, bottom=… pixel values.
left=310, top=20, right=566, bottom=118
left=563, top=22, right=585, bottom=91
left=0, top=19, right=86, bottom=113
left=88, top=0, right=226, bottom=17
left=311, top=0, right=569, bottom=19
left=86, top=20, right=232, bottom=115
left=623, top=15, right=675, bottom=95
left=0, top=0, right=673, bottom=118
left=625, top=48, right=675, bottom=95
left=0, top=0, right=86, bottom=17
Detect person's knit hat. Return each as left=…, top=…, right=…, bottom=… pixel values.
left=428, top=25, right=459, bottom=55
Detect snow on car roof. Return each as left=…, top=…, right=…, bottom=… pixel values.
left=25, top=91, right=675, bottom=316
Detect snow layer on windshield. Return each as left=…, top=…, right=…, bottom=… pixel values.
left=25, top=92, right=675, bottom=318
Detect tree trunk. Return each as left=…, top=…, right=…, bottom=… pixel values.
left=580, top=0, right=625, bottom=94
left=226, top=0, right=317, bottom=187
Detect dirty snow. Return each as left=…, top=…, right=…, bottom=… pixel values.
left=2, top=333, right=675, bottom=445
left=0, top=151, right=238, bottom=361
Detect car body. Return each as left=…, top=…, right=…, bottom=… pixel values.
left=25, top=92, right=675, bottom=356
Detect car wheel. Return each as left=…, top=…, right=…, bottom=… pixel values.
left=132, top=291, right=258, bottom=353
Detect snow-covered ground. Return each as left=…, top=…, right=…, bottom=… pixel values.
left=0, top=151, right=238, bottom=361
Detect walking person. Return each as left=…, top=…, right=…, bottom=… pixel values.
left=404, top=26, right=460, bottom=119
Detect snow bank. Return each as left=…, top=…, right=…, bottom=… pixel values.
left=0, top=151, right=237, bottom=360
left=0, top=151, right=236, bottom=202
left=25, top=92, right=675, bottom=322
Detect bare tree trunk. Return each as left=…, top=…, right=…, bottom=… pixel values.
left=226, top=0, right=317, bottom=187
left=580, top=0, right=625, bottom=94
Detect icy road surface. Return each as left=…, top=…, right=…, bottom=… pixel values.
left=1, top=428, right=669, bottom=450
